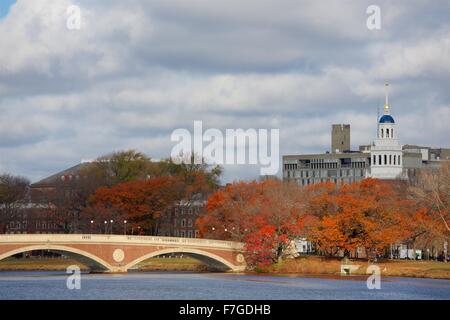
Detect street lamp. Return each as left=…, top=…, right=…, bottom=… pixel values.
left=104, top=220, right=107, bottom=234
left=110, top=219, right=114, bottom=235
left=123, top=220, right=127, bottom=235
left=90, top=220, right=94, bottom=235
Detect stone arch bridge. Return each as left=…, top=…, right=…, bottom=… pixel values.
left=0, top=234, right=246, bottom=272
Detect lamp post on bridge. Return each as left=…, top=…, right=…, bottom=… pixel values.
left=90, top=220, right=94, bottom=235
left=110, top=219, right=114, bottom=235
left=104, top=220, right=107, bottom=234
left=123, top=220, right=127, bottom=235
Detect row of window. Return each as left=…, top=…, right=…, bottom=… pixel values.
left=174, top=230, right=199, bottom=238
left=174, top=207, right=201, bottom=216
left=372, top=154, right=401, bottom=166
left=299, top=176, right=363, bottom=186
left=8, top=221, right=59, bottom=230
left=174, top=218, right=194, bottom=228
left=289, top=168, right=365, bottom=179
left=284, top=163, right=298, bottom=170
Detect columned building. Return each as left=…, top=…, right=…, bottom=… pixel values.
left=283, top=84, right=449, bottom=185
left=369, top=84, right=404, bottom=179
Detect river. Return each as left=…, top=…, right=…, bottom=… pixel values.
left=0, top=271, right=449, bottom=300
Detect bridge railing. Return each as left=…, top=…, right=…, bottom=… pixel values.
left=0, top=234, right=244, bottom=250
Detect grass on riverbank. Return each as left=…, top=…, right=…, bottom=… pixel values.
left=2, top=255, right=449, bottom=279
left=265, top=255, right=450, bottom=280
left=0, top=256, right=209, bottom=272
left=0, top=257, right=89, bottom=271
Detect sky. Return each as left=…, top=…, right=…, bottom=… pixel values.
left=0, top=0, right=449, bottom=183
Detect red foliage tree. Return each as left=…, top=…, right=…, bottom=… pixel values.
left=85, top=176, right=183, bottom=234
left=197, top=179, right=307, bottom=268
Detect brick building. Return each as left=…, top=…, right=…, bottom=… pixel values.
left=2, top=163, right=90, bottom=234
left=157, top=194, right=206, bottom=238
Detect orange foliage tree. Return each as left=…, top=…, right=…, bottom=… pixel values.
left=198, top=178, right=429, bottom=266
left=197, top=179, right=307, bottom=267
left=305, top=179, right=417, bottom=260
left=85, top=176, right=183, bottom=234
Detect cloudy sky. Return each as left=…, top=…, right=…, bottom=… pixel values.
left=0, top=0, right=449, bottom=183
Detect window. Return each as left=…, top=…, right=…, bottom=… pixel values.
left=384, top=154, right=387, bottom=165
left=180, top=230, right=185, bottom=237
left=174, top=219, right=177, bottom=227
left=389, top=155, right=392, bottom=165
left=373, top=155, right=376, bottom=165
left=381, top=128, right=384, bottom=138
left=188, top=231, right=193, bottom=238
left=379, top=155, right=382, bottom=165
left=393, top=155, right=396, bottom=165
left=188, top=219, right=193, bottom=227
left=181, top=219, right=186, bottom=227
left=392, top=128, right=394, bottom=138
left=386, top=128, right=390, bottom=138
left=398, top=155, right=401, bottom=165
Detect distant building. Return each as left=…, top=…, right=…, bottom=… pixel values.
left=331, top=124, right=350, bottom=153
left=3, top=163, right=90, bottom=234
left=157, top=194, right=206, bottom=238
left=283, top=84, right=449, bottom=185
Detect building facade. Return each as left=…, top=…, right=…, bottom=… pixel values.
left=157, top=194, right=206, bottom=238
left=283, top=85, right=449, bottom=185
left=369, top=87, right=404, bottom=179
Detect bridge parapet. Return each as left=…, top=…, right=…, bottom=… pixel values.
left=0, top=234, right=244, bottom=250
left=0, top=234, right=246, bottom=272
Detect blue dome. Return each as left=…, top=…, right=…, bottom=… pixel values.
left=379, top=114, right=395, bottom=123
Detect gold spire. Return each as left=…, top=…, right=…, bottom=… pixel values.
left=384, top=82, right=389, bottom=111
left=383, top=82, right=391, bottom=115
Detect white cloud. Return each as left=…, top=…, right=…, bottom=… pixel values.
left=0, top=0, right=449, bottom=182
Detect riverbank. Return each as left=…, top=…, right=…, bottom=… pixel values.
left=1, top=255, right=449, bottom=279
left=264, top=256, right=450, bottom=280
left=0, top=256, right=210, bottom=272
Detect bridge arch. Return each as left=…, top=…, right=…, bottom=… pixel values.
left=0, top=245, right=114, bottom=272
left=125, top=248, right=238, bottom=272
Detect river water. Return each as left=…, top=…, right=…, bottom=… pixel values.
left=0, top=271, right=449, bottom=300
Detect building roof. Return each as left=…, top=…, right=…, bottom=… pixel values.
left=31, top=163, right=91, bottom=187
left=283, top=152, right=369, bottom=161
left=379, top=114, right=395, bottom=123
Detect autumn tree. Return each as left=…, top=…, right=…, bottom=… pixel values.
left=88, top=150, right=153, bottom=186
left=49, top=150, right=155, bottom=233
left=156, top=155, right=222, bottom=196
left=85, top=176, right=184, bottom=235
left=307, top=179, right=416, bottom=260
left=409, top=162, right=450, bottom=235
left=197, top=179, right=307, bottom=267
left=0, top=174, right=30, bottom=233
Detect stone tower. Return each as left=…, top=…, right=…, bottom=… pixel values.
left=331, top=124, right=350, bottom=153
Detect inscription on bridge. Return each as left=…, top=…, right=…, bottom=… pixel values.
left=0, top=234, right=246, bottom=273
